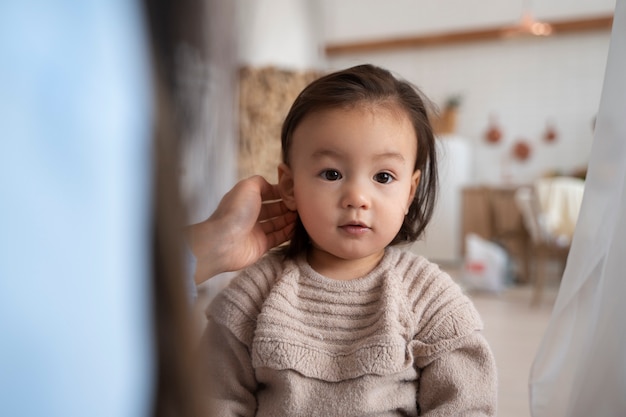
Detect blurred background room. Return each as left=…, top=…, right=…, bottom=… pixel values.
left=183, top=1, right=615, bottom=416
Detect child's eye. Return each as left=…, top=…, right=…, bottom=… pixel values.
left=320, top=169, right=342, bottom=181
left=374, top=172, right=394, bottom=184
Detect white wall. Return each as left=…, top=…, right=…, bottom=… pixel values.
left=321, top=0, right=615, bottom=43
left=236, top=0, right=326, bottom=69
left=321, top=0, right=521, bottom=43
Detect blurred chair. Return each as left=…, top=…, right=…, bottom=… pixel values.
left=514, top=177, right=584, bottom=305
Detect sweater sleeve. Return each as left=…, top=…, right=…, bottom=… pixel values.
left=200, top=318, right=258, bottom=417
left=415, top=331, right=497, bottom=416
left=200, top=256, right=281, bottom=416
left=404, top=258, right=497, bottom=416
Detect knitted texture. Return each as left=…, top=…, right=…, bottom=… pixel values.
left=205, top=247, right=497, bottom=416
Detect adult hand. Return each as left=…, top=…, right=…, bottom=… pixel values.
left=189, top=175, right=296, bottom=284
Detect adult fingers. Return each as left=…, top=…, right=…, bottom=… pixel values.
left=247, top=175, right=282, bottom=202
left=258, top=200, right=292, bottom=222
left=261, top=214, right=296, bottom=248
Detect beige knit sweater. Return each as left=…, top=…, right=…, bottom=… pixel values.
left=202, top=247, right=497, bottom=416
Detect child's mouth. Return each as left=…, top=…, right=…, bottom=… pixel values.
left=339, top=223, right=370, bottom=235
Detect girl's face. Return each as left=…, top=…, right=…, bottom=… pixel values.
left=279, top=104, right=421, bottom=279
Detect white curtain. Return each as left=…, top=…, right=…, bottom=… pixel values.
left=530, top=1, right=626, bottom=415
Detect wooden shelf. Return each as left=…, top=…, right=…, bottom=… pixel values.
left=325, top=15, right=613, bottom=56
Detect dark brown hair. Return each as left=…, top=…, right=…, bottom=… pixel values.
left=143, top=0, right=208, bottom=416
left=281, top=64, right=438, bottom=258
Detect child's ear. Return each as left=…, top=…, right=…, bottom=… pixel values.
left=278, top=163, right=297, bottom=211
left=406, top=170, right=421, bottom=214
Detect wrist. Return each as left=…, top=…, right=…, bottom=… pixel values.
left=188, top=219, right=226, bottom=284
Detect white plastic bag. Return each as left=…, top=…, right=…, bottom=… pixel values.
left=461, top=233, right=508, bottom=293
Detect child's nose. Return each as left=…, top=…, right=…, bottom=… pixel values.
left=341, top=180, right=371, bottom=209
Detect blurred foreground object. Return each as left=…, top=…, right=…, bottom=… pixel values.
left=0, top=2, right=154, bottom=416
left=530, top=1, right=626, bottom=415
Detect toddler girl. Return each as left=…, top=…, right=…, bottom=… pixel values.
left=202, top=64, right=497, bottom=416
